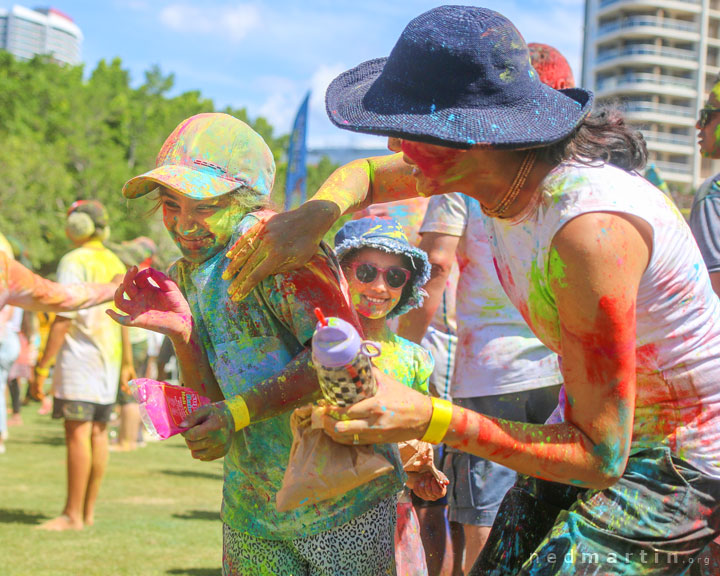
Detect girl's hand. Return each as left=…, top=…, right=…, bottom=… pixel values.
left=179, top=402, right=235, bottom=461
left=222, top=201, right=339, bottom=302
left=106, top=267, right=193, bottom=342
left=320, top=368, right=434, bottom=445
left=406, top=471, right=449, bottom=501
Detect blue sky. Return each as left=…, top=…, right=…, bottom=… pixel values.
left=6, top=0, right=585, bottom=147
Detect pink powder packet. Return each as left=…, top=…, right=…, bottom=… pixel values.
left=128, top=378, right=211, bottom=440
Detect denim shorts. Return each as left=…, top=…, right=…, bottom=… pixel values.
left=444, top=386, right=561, bottom=526
left=472, top=446, right=720, bottom=576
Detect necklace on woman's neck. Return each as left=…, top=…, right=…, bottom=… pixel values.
left=481, top=150, right=538, bottom=218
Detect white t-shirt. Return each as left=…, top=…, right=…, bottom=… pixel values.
left=53, top=240, right=126, bottom=405
left=420, top=193, right=561, bottom=398
left=486, top=161, right=720, bottom=479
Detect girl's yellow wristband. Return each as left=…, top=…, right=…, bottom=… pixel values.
left=421, top=397, right=454, bottom=444
left=225, top=396, right=250, bottom=432
left=35, top=366, right=50, bottom=377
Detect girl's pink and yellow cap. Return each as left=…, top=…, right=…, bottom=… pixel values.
left=122, top=113, right=275, bottom=200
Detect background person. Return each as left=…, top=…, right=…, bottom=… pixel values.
left=36, top=200, right=132, bottom=531
left=686, top=74, right=720, bottom=576
left=0, top=233, right=118, bottom=456
left=690, top=77, right=720, bottom=297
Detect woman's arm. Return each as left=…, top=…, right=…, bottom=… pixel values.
left=7, top=257, right=117, bottom=313
left=323, top=212, right=650, bottom=489
left=224, top=153, right=415, bottom=302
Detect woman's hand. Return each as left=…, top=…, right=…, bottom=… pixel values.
left=222, top=201, right=340, bottom=302
left=179, top=402, right=235, bottom=461
left=106, top=267, right=193, bottom=342
left=319, top=368, right=434, bottom=445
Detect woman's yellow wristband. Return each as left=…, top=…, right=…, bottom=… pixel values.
left=421, top=397, right=454, bottom=444
left=35, top=366, right=50, bottom=377
left=225, top=396, right=250, bottom=432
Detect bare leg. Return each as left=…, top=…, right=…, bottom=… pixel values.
left=83, top=421, right=109, bottom=526
left=8, top=379, right=23, bottom=426
left=117, top=403, right=140, bottom=451
left=450, top=522, right=464, bottom=576
left=38, top=419, right=90, bottom=531
left=415, top=505, right=454, bottom=576
left=462, top=525, right=491, bottom=575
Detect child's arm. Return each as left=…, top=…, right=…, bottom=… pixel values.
left=107, top=266, right=223, bottom=401
left=406, top=471, right=449, bottom=501
left=179, top=248, right=361, bottom=461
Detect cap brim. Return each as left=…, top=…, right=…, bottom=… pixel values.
left=326, top=58, right=594, bottom=150
left=123, top=165, right=239, bottom=200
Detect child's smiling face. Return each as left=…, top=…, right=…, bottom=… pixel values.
left=159, top=187, right=244, bottom=263
left=343, top=248, right=409, bottom=319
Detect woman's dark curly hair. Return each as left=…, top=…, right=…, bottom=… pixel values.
left=537, top=107, right=648, bottom=172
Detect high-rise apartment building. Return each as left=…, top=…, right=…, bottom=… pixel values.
left=582, top=0, right=720, bottom=191
left=0, top=5, right=82, bottom=66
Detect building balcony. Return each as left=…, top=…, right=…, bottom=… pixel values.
left=621, top=102, right=698, bottom=127
left=622, top=102, right=695, bottom=116
left=594, top=45, right=699, bottom=72
left=597, top=16, right=698, bottom=39
left=598, top=0, right=700, bottom=15
left=597, top=44, right=697, bottom=63
left=597, top=76, right=696, bottom=99
left=642, top=132, right=695, bottom=153
left=650, top=159, right=693, bottom=183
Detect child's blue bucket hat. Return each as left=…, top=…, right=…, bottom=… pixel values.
left=326, top=5, right=593, bottom=150
left=334, top=217, right=431, bottom=318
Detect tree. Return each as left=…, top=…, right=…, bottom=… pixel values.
left=0, top=52, right=323, bottom=271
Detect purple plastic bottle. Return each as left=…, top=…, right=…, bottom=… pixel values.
left=311, top=308, right=381, bottom=407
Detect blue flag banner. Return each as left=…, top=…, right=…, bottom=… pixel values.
left=284, top=91, right=311, bottom=211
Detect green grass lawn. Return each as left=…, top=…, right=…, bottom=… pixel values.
left=0, top=407, right=224, bottom=576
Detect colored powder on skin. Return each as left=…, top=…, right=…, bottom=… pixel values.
left=162, top=193, right=247, bottom=264
left=400, top=141, right=465, bottom=181
left=312, top=159, right=376, bottom=214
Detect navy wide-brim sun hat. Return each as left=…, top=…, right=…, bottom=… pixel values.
left=334, top=217, right=431, bottom=319
left=326, top=5, right=594, bottom=150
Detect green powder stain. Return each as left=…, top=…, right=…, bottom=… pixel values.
left=711, top=83, right=720, bottom=100
left=548, top=247, right=568, bottom=289
left=526, top=258, right=561, bottom=339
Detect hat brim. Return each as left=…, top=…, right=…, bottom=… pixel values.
left=123, top=165, right=239, bottom=200
left=326, top=58, right=594, bottom=150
